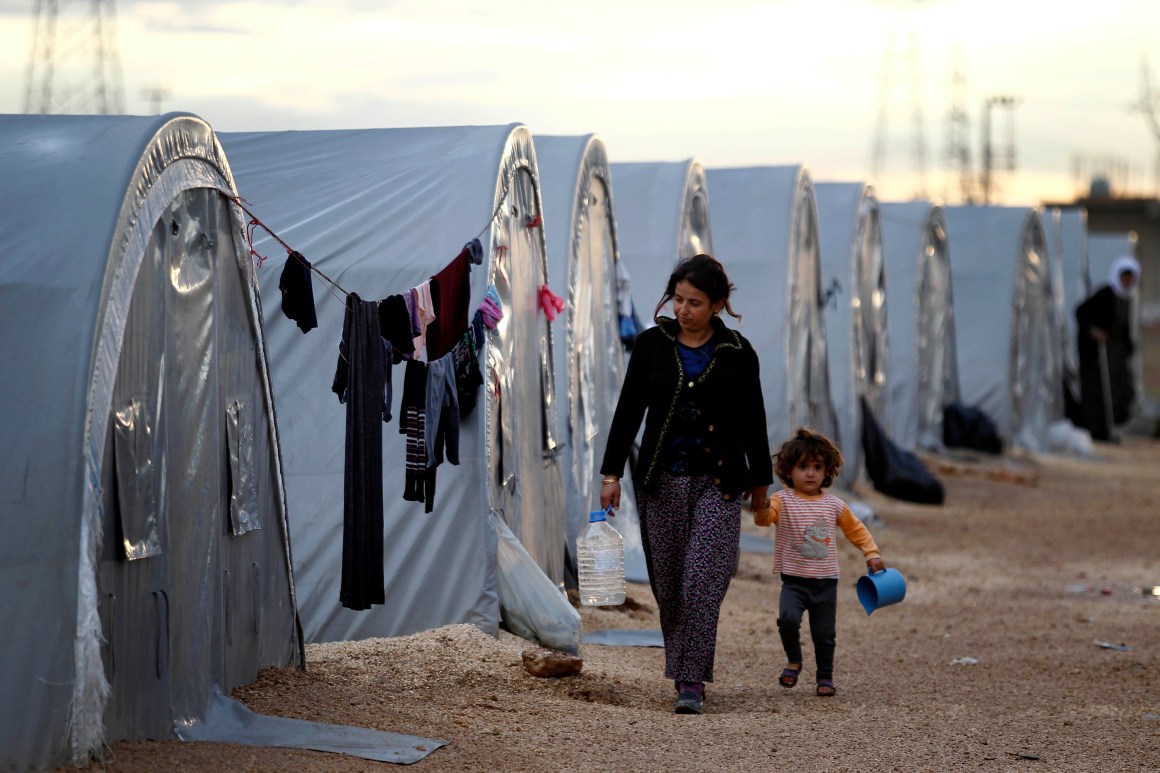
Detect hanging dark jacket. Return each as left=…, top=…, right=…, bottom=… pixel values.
left=600, top=316, right=773, bottom=500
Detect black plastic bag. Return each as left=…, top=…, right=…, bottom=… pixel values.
left=942, top=402, right=1003, bottom=455
left=861, top=397, right=945, bottom=505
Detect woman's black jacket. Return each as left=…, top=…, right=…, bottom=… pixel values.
left=599, top=316, right=773, bottom=500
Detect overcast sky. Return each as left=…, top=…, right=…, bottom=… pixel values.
left=1, top=0, right=1157, bottom=205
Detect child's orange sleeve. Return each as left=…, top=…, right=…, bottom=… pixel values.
left=837, top=506, right=880, bottom=559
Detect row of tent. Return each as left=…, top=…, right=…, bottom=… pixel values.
left=0, top=113, right=1137, bottom=771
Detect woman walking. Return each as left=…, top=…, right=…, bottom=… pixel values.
left=599, top=254, right=772, bottom=714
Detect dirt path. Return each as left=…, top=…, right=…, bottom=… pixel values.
left=79, top=438, right=1160, bottom=772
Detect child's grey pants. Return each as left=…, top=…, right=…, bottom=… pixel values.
left=777, top=574, right=838, bottom=681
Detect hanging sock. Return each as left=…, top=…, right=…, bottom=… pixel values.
left=478, top=298, right=502, bottom=329
left=378, top=294, right=415, bottom=361
left=462, top=237, right=484, bottom=265
left=278, top=251, right=318, bottom=333
left=478, top=286, right=504, bottom=330
left=451, top=335, right=483, bottom=418
left=400, top=359, right=428, bottom=502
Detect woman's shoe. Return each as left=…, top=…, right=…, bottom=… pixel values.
left=674, top=689, right=704, bottom=714
left=674, top=681, right=705, bottom=714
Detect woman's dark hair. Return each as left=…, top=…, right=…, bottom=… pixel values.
left=773, top=427, right=844, bottom=488
left=653, top=253, right=741, bottom=323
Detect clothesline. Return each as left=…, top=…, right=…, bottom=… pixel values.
left=232, top=196, right=350, bottom=305
left=231, top=189, right=569, bottom=350
left=232, top=187, right=567, bottom=371
left=232, top=188, right=511, bottom=308
left=232, top=191, right=525, bottom=363
left=476, top=187, right=509, bottom=241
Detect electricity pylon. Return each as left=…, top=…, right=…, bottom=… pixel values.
left=980, top=94, right=1019, bottom=205
left=869, top=3, right=930, bottom=200
left=1129, top=54, right=1160, bottom=194
left=942, top=54, right=975, bottom=204
left=24, top=0, right=126, bottom=115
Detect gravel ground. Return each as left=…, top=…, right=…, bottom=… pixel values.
left=74, top=437, right=1160, bottom=772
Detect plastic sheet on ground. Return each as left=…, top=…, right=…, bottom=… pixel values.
left=849, top=500, right=881, bottom=527
left=175, top=687, right=446, bottom=765
left=626, top=547, right=654, bottom=584
left=582, top=629, right=664, bottom=647
left=739, top=533, right=774, bottom=554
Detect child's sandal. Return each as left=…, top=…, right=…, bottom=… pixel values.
left=778, top=666, right=801, bottom=688
left=816, top=680, right=836, bottom=697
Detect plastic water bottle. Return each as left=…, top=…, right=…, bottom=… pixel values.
left=577, top=509, right=625, bottom=606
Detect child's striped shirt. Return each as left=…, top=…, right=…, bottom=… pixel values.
left=755, top=488, right=880, bottom=578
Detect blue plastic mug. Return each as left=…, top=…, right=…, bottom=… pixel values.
left=856, top=567, right=906, bottom=615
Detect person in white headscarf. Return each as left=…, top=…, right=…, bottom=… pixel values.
left=1074, top=255, right=1141, bottom=441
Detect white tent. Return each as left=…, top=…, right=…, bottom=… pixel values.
left=1041, top=207, right=1088, bottom=402
left=0, top=114, right=299, bottom=771
left=705, top=165, right=839, bottom=453
left=880, top=201, right=961, bottom=451
left=814, top=182, right=889, bottom=481
left=610, top=160, right=713, bottom=320
left=599, top=159, right=714, bottom=582
left=534, top=135, right=641, bottom=583
left=944, top=205, right=1061, bottom=450
left=220, top=125, right=567, bottom=644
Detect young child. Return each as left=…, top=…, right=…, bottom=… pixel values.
left=753, top=427, right=886, bottom=697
